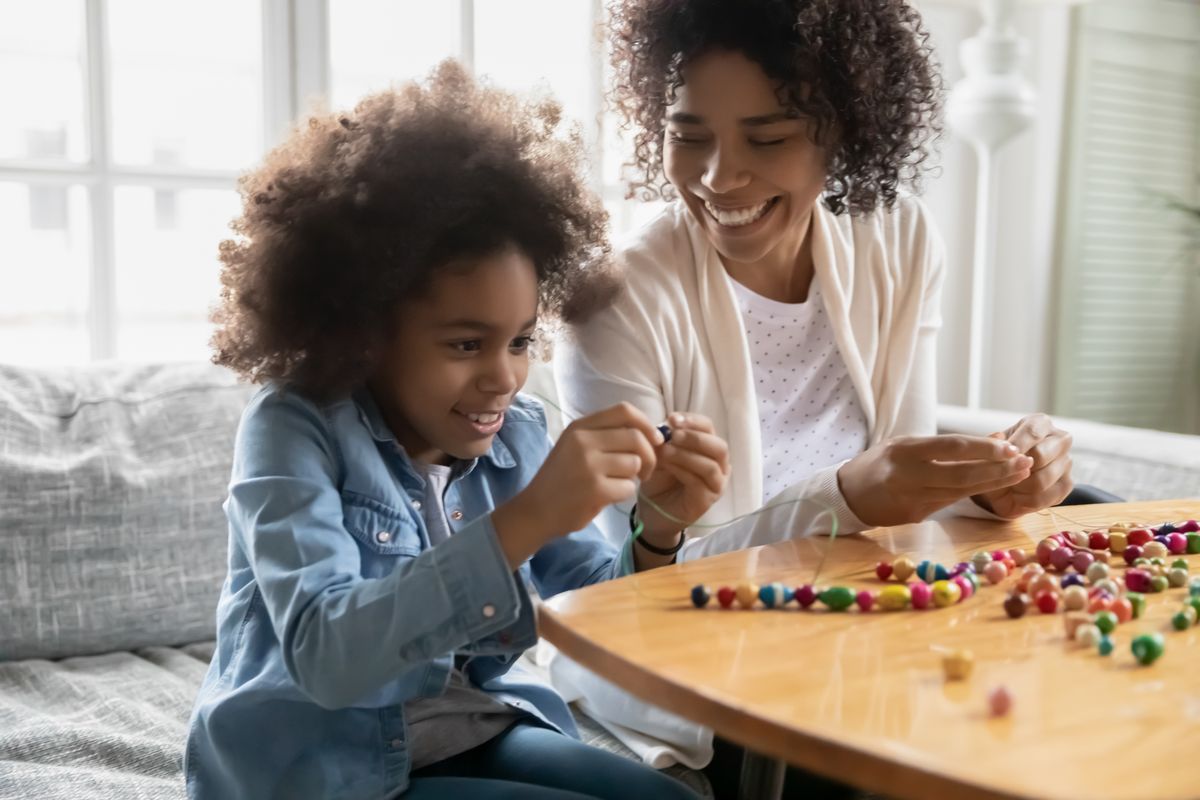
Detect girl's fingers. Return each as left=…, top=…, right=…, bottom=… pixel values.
left=594, top=452, right=644, bottom=481
left=592, top=427, right=658, bottom=480
left=663, top=429, right=729, bottom=471
left=599, top=476, right=639, bottom=506
left=658, top=446, right=726, bottom=495
left=573, top=402, right=664, bottom=445
left=666, top=411, right=716, bottom=435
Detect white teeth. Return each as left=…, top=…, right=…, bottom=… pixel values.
left=467, top=412, right=501, bottom=423
left=704, top=198, right=775, bottom=227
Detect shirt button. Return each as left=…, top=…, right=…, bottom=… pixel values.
left=482, top=603, right=496, bottom=618
left=411, top=499, right=422, bottom=510
left=450, top=509, right=464, bottom=521
left=375, top=531, right=391, bottom=543
left=390, top=738, right=403, bottom=749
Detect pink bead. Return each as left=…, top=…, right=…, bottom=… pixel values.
left=983, top=561, right=1008, bottom=585
left=1069, top=531, right=1090, bottom=548
left=952, top=575, right=973, bottom=601
left=988, top=685, right=1013, bottom=717
left=856, top=590, right=875, bottom=612
left=1036, top=539, right=1059, bottom=566
left=1049, top=547, right=1073, bottom=572
left=910, top=582, right=933, bottom=610
left=1071, top=551, right=1094, bottom=574
left=1009, top=548, right=1028, bottom=566
left=796, top=585, right=818, bottom=608
left=1123, top=545, right=1143, bottom=565
left=1166, top=533, right=1187, bottom=555
left=1180, top=520, right=1199, bottom=533
left=991, top=550, right=1008, bottom=563
left=875, top=561, right=893, bottom=581
left=1088, top=531, right=1109, bottom=550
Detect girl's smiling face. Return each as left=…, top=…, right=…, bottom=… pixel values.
left=370, top=245, right=539, bottom=465
left=663, top=49, right=828, bottom=273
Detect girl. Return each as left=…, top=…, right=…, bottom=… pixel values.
left=185, top=62, right=726, bottom=800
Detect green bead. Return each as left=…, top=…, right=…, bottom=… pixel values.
left=1187, top=533, right=1200, bottom=554
left=1093, top=610, right=1118, bottom=635
left=818, top=586, right=856, bottom=611
left=1171, top=558, right=1189, bottom=570
left=1126, top=592, right=1146, bottom=619
left=1131, top=633, right=1165, bottom=665
left=1168, top=568, right=1189, bottom=588
left=1150, top=575, right=1169, bottom=593
left=1098, top=635, right=1114, bottom=656
left=1133, top=558, right=1150, bottom=568
left=1188, top=597, right=1200, bottom=619
left=1174, top=605, right=1198, bottom=630
left=1150, top=557, right=1167, bottom=567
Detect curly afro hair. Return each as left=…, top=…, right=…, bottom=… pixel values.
left=608, top=0, right=942, bottom=215
left=211, top=60, right=616, bottom=401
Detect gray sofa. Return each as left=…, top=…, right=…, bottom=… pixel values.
left=2, top=362, right=1196, bottom=800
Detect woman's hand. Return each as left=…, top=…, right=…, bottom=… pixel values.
left=636, top=412, right=730, bottom=544
left=838, top=434, right=1034, bottom=527
left=492, top=402, right=662, bottom=568
left=971, top=414, right=1074, bottom=518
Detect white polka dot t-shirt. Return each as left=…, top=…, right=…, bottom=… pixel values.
left=729, top=275, right=870, bottom=505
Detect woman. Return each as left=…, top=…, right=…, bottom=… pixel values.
left=557, top=0, right=1074, bottom=560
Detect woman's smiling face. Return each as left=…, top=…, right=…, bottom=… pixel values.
left=663, top=49, right=828, bottom=270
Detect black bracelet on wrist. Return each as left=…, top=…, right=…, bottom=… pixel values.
left=629, top=503, right=686, bottom=556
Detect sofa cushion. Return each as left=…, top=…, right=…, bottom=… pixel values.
left=0, top=363, right=254, bottom=661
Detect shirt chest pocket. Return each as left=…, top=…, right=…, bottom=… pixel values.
left=341, top=495, right=423, bottom=579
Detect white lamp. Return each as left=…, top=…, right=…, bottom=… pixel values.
left=921, top=0, right=1086, bottom=408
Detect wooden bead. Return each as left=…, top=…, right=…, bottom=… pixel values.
left=1049, top=547, right=1074, bottom=573
left=931, top=580, right=961, bottom=608
left=1009, top=548, right=1029, bottom=566
left=1181, top=519, right=1200, bottom=533
left=875, top=561, right=894, bottom=581
left=1098, top=635, right=1115, bottom=657
left=1190, top=577, right=1200, bottom=598
left=1166, top=533, right=1188, bottom=555
left=1123, top=545, right=1144, bottom=565
left=983, top=561, right=1008, bottom=585
left=1171, top=606, right=1196, bottom=631
left=758, top=583, right=787, bottom=608
left=1075, top=624, right=1101, bottom=647
left=877, top=584, right=911, bottom=611
left=1107, top=532, right=1128, bottom=553
left=717, top=586, right=737, bottom=609
left=1035, top=590, right=1059, bottom=614
left=1093, top=610, right=1118, bottom=635
left=988, top=685, right=1013, bottom=717
left=690, top=585, right=712, bottom=608
left=1062, top=585, right=1088, bottom=611
left=1126, top=592, right=1146, bottom=619
left=1110, top=597, right=1134, bottom=624
left=818, top=586, right=855, bottom=611
left=1036, top=538, right=1059, bottom=566
left=1087, top=594, right=1113, bottom=614
left=952, top=575, right=974, bottom=601
left=971, top=552, right=993, bottom=573
left=910, top=581, right=933, bottom=610
left=1143, top=541, right=1169, bottom=559
left=1063, top=611, right=1091, bottom=640
left=891, top=557, right=916, bottom=583
left=1071, top=551, right=1095, bottom=574
left=1125, top=569, right=1152, bottom=593
left=855, top=590, right=876, bottom=612
left=1088, top=531, right=1109, bottom=550
left=1131, top=633, right=1165, bottom=666
left=1085, top=561, right=1110, bottom=584
left=736, top=583, right=760, bottom=609
left=1168, top=568, right=1189, bottom=588
left=917, top=560, right=948, bottom=583
left=1128, top=528, right=1153, bottom=547
left=1150, top=575, right=1169, bottom=593
left=795, top=584, right=818, bottom=608
left=1069, top=531, right=1090, bottom=548
left=942, top=649, right=975, bottom=681
left=1029, top=573, right=1060, bottom=598
left=1061, top=573, right=1086, bottom=589
left=1187, top=533, right=1200, bottom=554
left=1003, top=592, right=1030, bottom=619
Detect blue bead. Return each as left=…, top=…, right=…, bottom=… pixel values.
left=1154, top=534, right=1170, bottom=547
left=782, top=587, right=795, bottom=605
left=656, top=424, right=672, bottom=444
left=758, top=582, right=789, bottom=608
left=1062, top=574, right=1086, bottom=588
left=690, top=585, right=711, bottom=608
left=1158, top=523, right=1177, bottom=535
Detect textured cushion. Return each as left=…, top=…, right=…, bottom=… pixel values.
left=0, top=363, right=254, bottom=661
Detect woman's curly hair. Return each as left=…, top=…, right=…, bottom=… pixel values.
left=211, top=60, right=616, bottom=401
left=609, top=0, right=942, bottom=215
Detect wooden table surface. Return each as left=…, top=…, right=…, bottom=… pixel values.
left=538, top=500, right=1200, bottom=800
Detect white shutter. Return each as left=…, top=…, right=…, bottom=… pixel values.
left=1053, top=0, right=1200, bottom=433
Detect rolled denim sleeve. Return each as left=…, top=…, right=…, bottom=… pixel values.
left=528, top=521, right=628, bottom=599
left=230, top=391, right=522, bottom=710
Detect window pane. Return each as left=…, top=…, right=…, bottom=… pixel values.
left=330, top=0, right=460, bottom=110
left=108, top=0, right=261, bottom=170
left=0, top=182, right=91, bottom=365
left=0, top=0, right=88, bottom=162
left=113, top=186, right=238, bottom=362
left=474, top=0, right=595, bottom=131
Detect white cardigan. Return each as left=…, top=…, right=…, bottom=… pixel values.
left=556, top=196, right=967, bottom=560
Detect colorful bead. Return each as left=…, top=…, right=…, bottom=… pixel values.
left=690, top=585, right=712, bottom=608
left=736, top=583, right=760, bottom=609
left=1123, top=545, right=1144, bottom=565
left=1166, top=533, right=1188, bottom=555
left=1181, top=520, right=1200, bottom=533
left=1188, top=597, right=1200, bottom=618
left=988, top=685, right=1013, bottom=717
left=1157, top=522, right=1178, bottom=535
left=1062, top=585, right=1088, bottom=611
left=1071, top=551, right=1095, bottom=574
left=1110, top=597, right=1133, bottom=624
left=1009, top=548, right=1029, bottom=566
left=1088, top=531, right=1109, bottom=550
left=942, top=649, right=974, bottom=681
left=717, top=586, right=737, bottom=609
left=877, top=584, right=911, bottom=611
left=1128, top=528, right=1153, bottom=547
left=951, top=575, right=973, bottom=601
left=758, top=583, right=788, bottom=608
left=1125, top=569, right=1152, bottom=593
left=931, top=580, right=962, bottom=608
left=818, top=586, right=855, bottom=611
left=1126, top=592, right=1146, bottom=619
left=855, top=590, right=875, bottom=612
left=1061, top=573, right=1086, bottom=589
left=1029, top=574, right=1059, bottom=598
left=1150, top=575, right=1169, bottom=593
left=971, top=552, right=993, bottom=573
left=910, top=581, right=933, bottom=610
left=1035, top=590, right=1059, bottom=614
left=1143, top=541, right=1169, bottom=559
left=1085, top=562, right=1110, bottom=584
left=1168, top=568, right=1189, bottom=588
left=1003, top=592, right=1030, bottom=619
left=875, top=561, right=893, bottom=581
left=961, top=570, right=980, bottom=592
left=1190, top=577, right=1200, bottom=598
left=916, top=560, right=948, bottom=583
left=1049, top=547, right=1074, bottom=573
left=1172, top=607, right=1196, bottom=631
left=795, top=584, right=818, bottom=608
left=1107, top=532, right=1127, bottom=553
left=1098, top=635, right=1114, bottom=656
left=1093, top=610, right=1118, bottom=635
left=1091, top=578, right=1119, bottom=597
left=1186, top=532, right=1200, bottom=554
left=983, top=561, right=1008, bottom=585
left=1036, top=538, right=1059, bottom=566
left=892, top=557, right=916, bottom=582
left=1131, top=633, right=1165, bottom=666
left=1063, top=611, right=1091, bottom=640
left=1069, top=530, right=1090, bottom=548
left=1075, top=624, right=1101, bottom=647
left=1087, top=594, right=1113, bottom=614
left=1171, top=558, right=1189, bottom=570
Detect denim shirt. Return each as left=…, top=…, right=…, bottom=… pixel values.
left=185, top=384, right=634, bottom=800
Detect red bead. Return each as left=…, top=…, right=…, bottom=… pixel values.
left=875, top=561, right=893, bottom=581
left=1088, top=531, right=1109, bottom=550
left=1128, top=528, right=1153, bottom=547
left=856, top=590, right=875, bottom=612
left=716, top=586, right=736, bottom=609
left=795, top=585, right=817, bottom=608
left=1123, top=545, right=1143, bottom=565
left=1035, top=591, right=1059, bottom=614
left=1124, top=569, right=1152, bottom=593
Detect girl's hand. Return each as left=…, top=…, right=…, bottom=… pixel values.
left=971, top=414, right=1074, bottom=518
left=636, top=412, right=730, bottom=542
left=838, top=434, right=1033, bottom=527
left=492, top=402, right=662, bottom=568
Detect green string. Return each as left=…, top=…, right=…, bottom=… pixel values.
left=529, top=391, right=839, bottom=581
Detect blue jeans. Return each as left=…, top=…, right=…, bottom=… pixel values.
left=404, top=721, right=701, bottom=799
